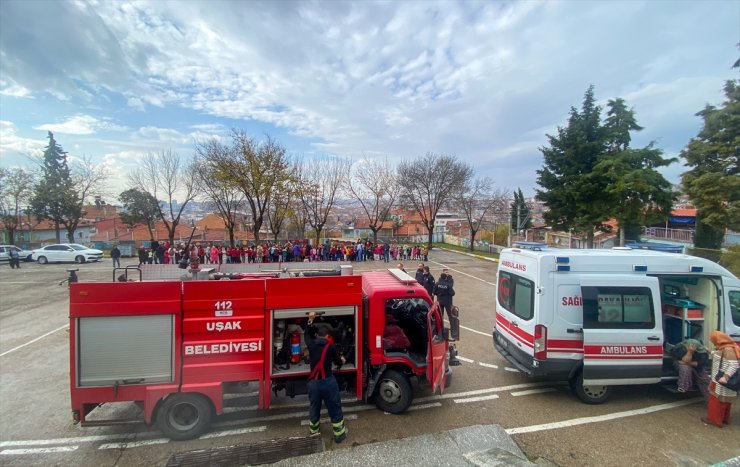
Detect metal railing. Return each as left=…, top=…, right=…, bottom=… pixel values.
left=642, top=227, right=694, bottom=243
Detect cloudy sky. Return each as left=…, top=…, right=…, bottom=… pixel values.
left=1, top=0, right=737, bottom=201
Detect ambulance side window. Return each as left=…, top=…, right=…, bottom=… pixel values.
left=729, top=291, right=740, bottom=326
left=498, top=271, right=534, bottom=320
left=582, top=286, right=655, bottom=329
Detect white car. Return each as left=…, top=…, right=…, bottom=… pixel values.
left=0, top=245, right=34, bottom=262
left=32, top=243, right=104, bottom=264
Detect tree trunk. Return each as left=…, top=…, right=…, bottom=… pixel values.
left=228, top=228, right=235, bottom=247
left=426, top=223, right=434, bottom=251
left=586, top=231, right=594, bottom=249
left=66, top=226, right=76, bottom=244
left=55, top=222, right=61, bottom=243
left=469, top=229, right=478, bottom=252
left=371, top=227, right=379, bottom=244
left=619, top=225, right=625, bottom=247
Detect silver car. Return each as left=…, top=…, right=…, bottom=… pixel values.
left=32, top=243, right=104, bottom=264
left=0, top=245, right=34, bottom=262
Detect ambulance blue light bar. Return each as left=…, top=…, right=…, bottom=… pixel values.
left=557, top=265, right=571, bottom=272
left=690, top=266, right=703, bottom=273
left=633, top=265, right=648, bottom=272
left=556, top=257, right=569, bottom=264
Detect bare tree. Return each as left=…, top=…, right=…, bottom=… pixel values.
left=455, top=177, right=509, bottom=251
left=59, top=156, right=109, bottom=242
left=195, top=139, right=245, bottom=246
left=298, top=157, right=349, bottom=246
left=287, top=197, right=309, bottom=241
left=345, top=157, right=398, bottom=243
left=266, top=179, right=295, bottom=243
left=204, top=131, right=293, bottom=243
left=128, top=149, right=198, bottom=245
left=398, top=153, right=473, bottom=249
left=0, top=167, right=35, bottom=244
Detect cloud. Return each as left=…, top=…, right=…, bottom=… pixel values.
left=0, top=82, right=32, bottom=98
left=0, top=121, right=45, bottom=159
left=34, top=115, right=128, bottom=135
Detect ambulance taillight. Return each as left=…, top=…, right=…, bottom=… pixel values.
left=534, top=324, right=547, bottom=361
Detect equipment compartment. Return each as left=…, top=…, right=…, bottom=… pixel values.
left=270, top=306, right=358, bottom=377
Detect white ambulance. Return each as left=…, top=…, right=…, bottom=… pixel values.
left=493, top=245, right=740, bottom=403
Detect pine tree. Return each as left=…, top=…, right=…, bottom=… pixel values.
left=510, top=188, right=532, bottom=233
left=536, top=86, right=610, bottom=247
left=681, top=80, right=740, bottom=248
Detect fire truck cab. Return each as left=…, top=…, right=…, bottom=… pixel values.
left=69, top=268, right=451, bottom=439
left=493, top=246, right=740, bottom=404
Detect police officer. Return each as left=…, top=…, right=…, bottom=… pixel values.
left=434, top=267, right=456, bottom=340
left=305, top=311, right=347, bottom=443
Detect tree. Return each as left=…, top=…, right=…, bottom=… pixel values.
left=298, top=157, right=349, bottom=246
left=203, top=131, right=293, bottom=243
left=266, top=182, right=295, bottom=243
left=118, top=188, right=160, bottom=241
left=0, top=168, right=35, bottom=244
left=457, top=177, right=508, bottom=251
left=398, top=153, right=473, bottom=250
left=681, top=80, right=740, bottom=248
left=509, top=188, right=532, bottom=236
left=128, top=149, right=198, bottom=245
left=536, top=86, right=611, bottom=248
left=194, top=139, right=246, bottom=247
left=598, top=98, right=676, bottom=246
left=345, top=157, right=398, bottom=243
left=31, top=133, right=107, bottom=242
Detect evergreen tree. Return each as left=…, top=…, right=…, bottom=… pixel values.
left=510, top=188, right=532, bottom=233
left=119, top=188, right=161, bottom=241
left=598, top=100, right=676, bottom=246
left=681, top=80, right=740, bottom=249
left=30, top=132, right=77, bottom=242
left=536, top=86, right=610, bottom=247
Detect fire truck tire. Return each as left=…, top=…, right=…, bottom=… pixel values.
left=571, top=370, right=611, bottom=404
left=375, top=370, right=412, bottom=413
left=156, top=393, right=213, bottom=440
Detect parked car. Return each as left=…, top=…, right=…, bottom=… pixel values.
left=32, top=244, right=104, bottom=264
left=0, top=245, right=34, bottom=262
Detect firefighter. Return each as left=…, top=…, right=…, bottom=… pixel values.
left=305, top=311, right=347, bottom=443
left=434, top=267, right=457, bottom=340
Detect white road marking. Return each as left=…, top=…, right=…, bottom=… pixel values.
left=408, top=402, right=442, bottom=411
left=444, top=319, right=491, bottom=338
left=478, top=362, right=499, bottom=369
left=505, top=398, right=702, bottom=435
left=0, top=323, right=69, bottom=357
left=414, top=382, right=554, bottom=404
left=300, top=414, right=358, bottom=425
left=457, top=356, right=475, bottom=363
left=504, top=367, right=520, bottom=373
left=0, top=434, right=139, bottom=448
left=1, top=446, right=78, bottom=455
left=429, top=260, right=496, bottom=287
left=223, top=405, right=259, bottom=413
left=454, top=394, right=500, bottom=404
left=99, top=439, right=170, bottom=450
left=511, top=388, right=557, bottom=397
left=199, top=425, right=267, bottom=439
left=223, top=391, right=260, bottom=399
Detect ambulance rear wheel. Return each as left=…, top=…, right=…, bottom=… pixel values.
left=156, top=393, right=212, bottom=440
left=572, top=371, right=611, bottom=404
left=375, top=370, right=412, bottom=413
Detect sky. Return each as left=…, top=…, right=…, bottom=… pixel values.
left=0, top=0, right=738, bottom=202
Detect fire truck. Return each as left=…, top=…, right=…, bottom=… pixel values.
left=69, top=267, right=454, bottom=440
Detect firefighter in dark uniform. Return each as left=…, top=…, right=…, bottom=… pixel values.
left=434, top=267, right=458, bottom=340
left=305, top=311, right=347, bottom=442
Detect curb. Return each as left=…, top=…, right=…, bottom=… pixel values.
left=436, top=246, right=499, bottom=263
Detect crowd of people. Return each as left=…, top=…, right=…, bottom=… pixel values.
left=133, top=240, right=430, bottom=266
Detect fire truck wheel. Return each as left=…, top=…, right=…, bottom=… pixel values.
left=156, top=393, right=213, bottom=440
left=375, top=370, right=412, bottom=413
left=572, top=370, right=611, bottom=404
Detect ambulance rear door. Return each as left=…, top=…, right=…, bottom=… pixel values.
left=580, top=276, right=663, bottom=386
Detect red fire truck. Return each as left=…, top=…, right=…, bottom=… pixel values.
left=69, top=268, right=453, bottom=440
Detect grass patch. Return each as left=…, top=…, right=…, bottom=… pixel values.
left=432, top=242, right=500, bottom=260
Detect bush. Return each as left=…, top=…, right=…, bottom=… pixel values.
left=686, top=247, right=723, bottom=263
left=720, top=245, right=740, bottom=277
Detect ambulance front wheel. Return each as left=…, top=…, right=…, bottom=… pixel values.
left=156, top=393, right=213, bottom=440
left=375, top=370, right=412, bottom=413
left=572, top=370, right=611, bottom=404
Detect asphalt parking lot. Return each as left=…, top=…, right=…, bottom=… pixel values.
left=1, top=251, right=739, bottom=466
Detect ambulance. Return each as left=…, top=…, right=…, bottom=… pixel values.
left=493, top=245, right=740, bottom=403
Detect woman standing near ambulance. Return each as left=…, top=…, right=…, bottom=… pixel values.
left=703, top=331, right=739, bottom=427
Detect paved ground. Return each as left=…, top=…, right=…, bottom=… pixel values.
left=1, top=250, right=739, bottom=466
